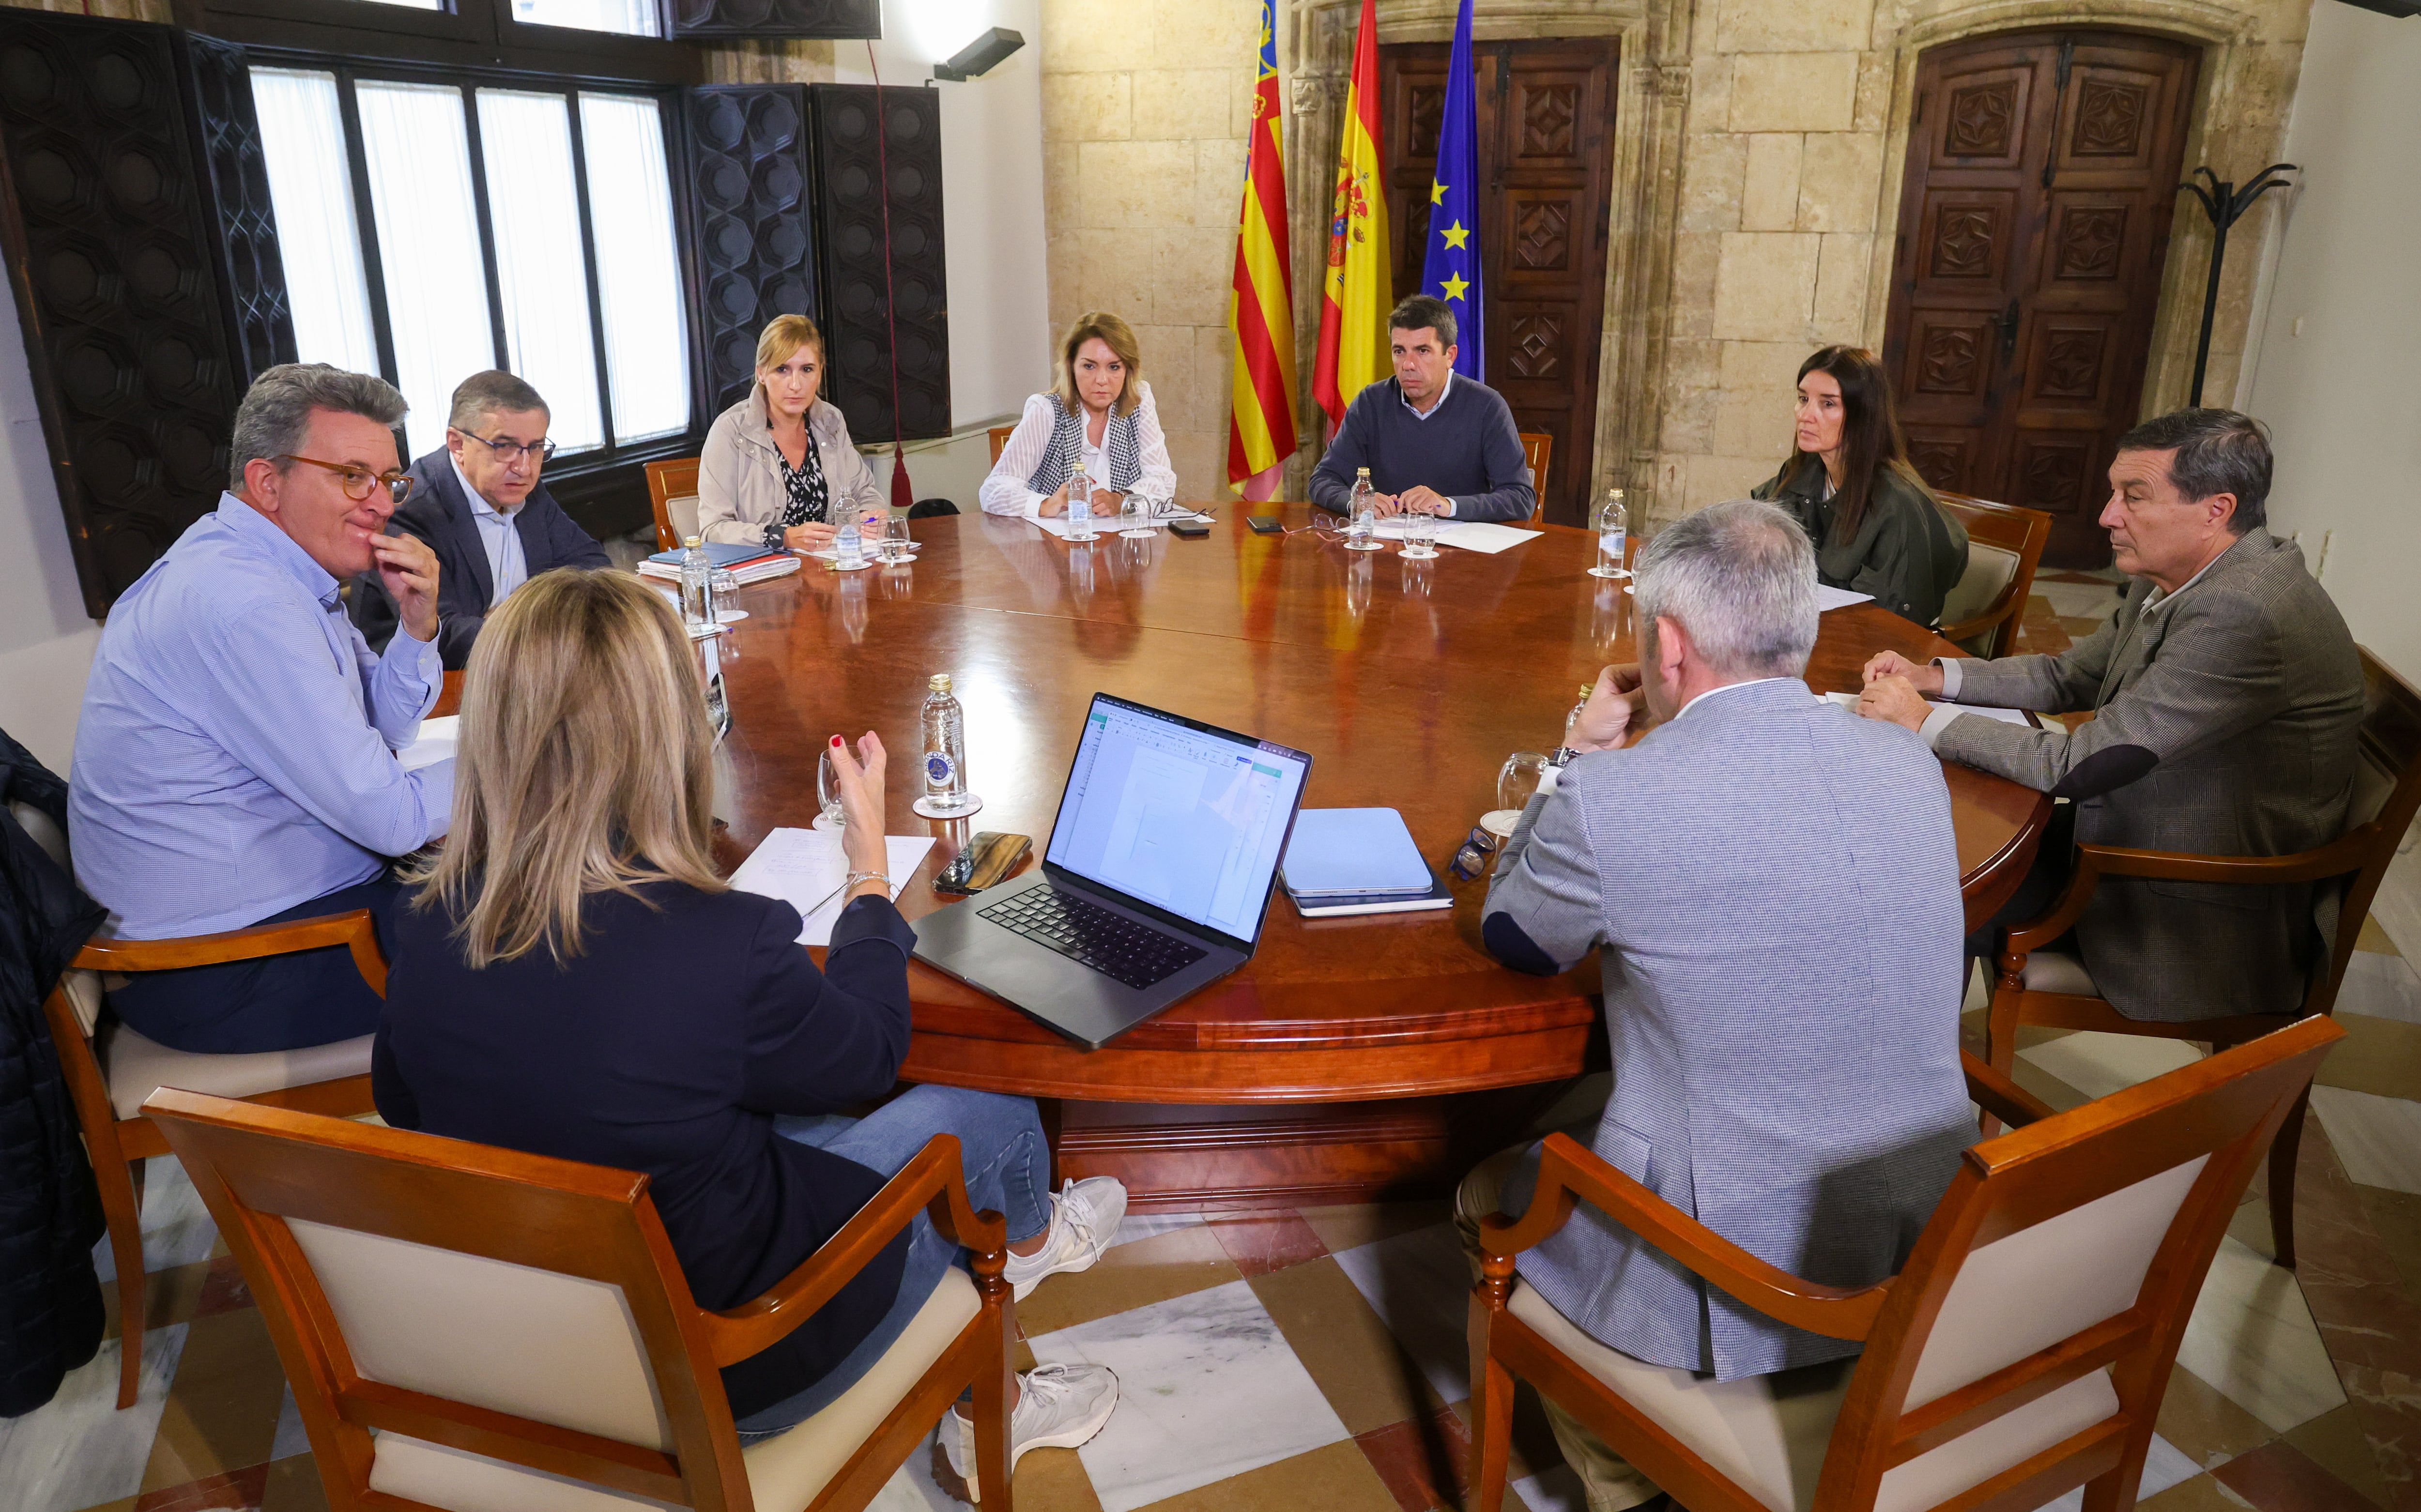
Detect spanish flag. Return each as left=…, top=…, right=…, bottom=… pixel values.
left=1226, top=0, right=1298, bottom=499
left=1311, top=0, right=1390, bottom=436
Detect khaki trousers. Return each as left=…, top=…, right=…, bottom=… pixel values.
left=1455, top=1146, right=1666, bottom=1512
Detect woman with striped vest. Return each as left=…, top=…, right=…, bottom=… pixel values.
left=979, top=312, right=1178, bottom=518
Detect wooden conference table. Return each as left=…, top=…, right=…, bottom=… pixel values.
left=444, top=507, right=2048, bottom=1209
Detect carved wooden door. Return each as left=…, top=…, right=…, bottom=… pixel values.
left=1379, top=38, right=1615, bottom=525
left=1884, top=31, right=2198, bottom=567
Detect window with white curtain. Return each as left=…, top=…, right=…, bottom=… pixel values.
left=580, top=92, right=689, bottom=443
left=247, top=66, right=691, bottom=466
left=476, top=90, right=604, bottom=453
left=513, top=0, right=659, bottom=37
left=251, top=69, right=381, bottom=377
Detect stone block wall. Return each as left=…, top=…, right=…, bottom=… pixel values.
left=1036, top=0, right=1270, bottom=500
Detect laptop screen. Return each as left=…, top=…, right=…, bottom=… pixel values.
left=1044, top=695, right=1311, bottom=945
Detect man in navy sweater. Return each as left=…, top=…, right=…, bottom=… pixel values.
left=1309, top=295, right=1536, bottom=523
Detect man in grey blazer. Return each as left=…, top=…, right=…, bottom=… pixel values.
left=351, top=371, right=612, bottom=669
left=1859, top=409, right=2362, bottom=1023
left=1468, top=499, right=1976, bottom=1512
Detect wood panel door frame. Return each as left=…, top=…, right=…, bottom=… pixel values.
left=1881, top=27, right=2201, bottom=567
left=1378, top=36, right=1618, bottom=526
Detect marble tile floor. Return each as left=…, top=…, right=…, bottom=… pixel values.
left=10, top=910, right=2418, bottom=1512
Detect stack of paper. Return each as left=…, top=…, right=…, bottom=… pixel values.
left=398, top=716, right=457, bottom=773
left=1815, top=585, right=1875, bottom=611
left=728, top=826, right=937, bottom=946
left=1370, top=518, right=1542, bottom=554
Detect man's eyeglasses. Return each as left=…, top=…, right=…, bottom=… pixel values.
left=1447, top=825, right=1502, bottom=882
left=458, top=429, right=557, bottom=466
left=275, top=455, right=414, bottom=504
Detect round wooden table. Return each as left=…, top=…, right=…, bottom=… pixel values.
left=638, top=508, right=2045, bottom=1207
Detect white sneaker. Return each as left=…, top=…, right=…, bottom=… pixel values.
left=1001, top=1177, right=1127, bottom=1302
left=942, top=1361, right=1119, bottom=1501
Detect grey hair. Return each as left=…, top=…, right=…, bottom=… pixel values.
left=2115, top=407, right=2272, bottom=535
left=228, top=363, right=407, bottom=492
left=1633, top=498, right=1820, bottom=679
left=448, top=369, right=550, bottom=432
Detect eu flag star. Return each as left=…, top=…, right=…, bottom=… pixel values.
left=1429, top=180, right=1448, bottom=206
left=1440, top=272, right=1471, bottom=301
left=1440, top=221, right=1471, bottom=250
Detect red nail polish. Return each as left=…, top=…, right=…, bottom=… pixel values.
left=830, top=735, right=843, bottom=748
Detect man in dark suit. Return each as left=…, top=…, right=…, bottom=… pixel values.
left=352, top=370, right=611, bottom=668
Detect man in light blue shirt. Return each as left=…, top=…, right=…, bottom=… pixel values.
left=70, top=364, right=452, bottom=1054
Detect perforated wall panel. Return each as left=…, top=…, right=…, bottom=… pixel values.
left=682, top=84, right=818, bottom=420
left=808, top=83, right=948, bottom=445
left=0, top=12, right=245, bottom=616
left=671, top=0, right=880, bottom=43
left=180, top=33, right=295, bottom=387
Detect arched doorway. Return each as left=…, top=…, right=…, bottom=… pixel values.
left=1882, top=30, right=2200, bottom=567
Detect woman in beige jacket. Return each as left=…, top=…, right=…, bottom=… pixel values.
left=697, top=314, right=886, bottom=550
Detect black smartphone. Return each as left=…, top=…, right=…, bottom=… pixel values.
left=933, top=832, right=1033, bottom=895
left=1170, top=519, right=1210, bottom=538
left=1246, top=516, right=1284, bottom=535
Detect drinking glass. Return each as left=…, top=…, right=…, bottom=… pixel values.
left=1119, top=491, right=1154, bottom=537
left=817, top=747, right=847, bottom=828
left=1401, top=508, right=1441, bottom=558
left=709, top=566, right=739, bottom=617
left=881, top=514, right=912, bottom=562
left=1497, top=751, right=1549, bottom=812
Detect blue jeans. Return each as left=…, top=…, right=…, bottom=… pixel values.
left=733, top=1085, right=1052, bottom=1439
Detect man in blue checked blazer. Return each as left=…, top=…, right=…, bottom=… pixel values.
left=1466, top=499, right=1975, bottom=1512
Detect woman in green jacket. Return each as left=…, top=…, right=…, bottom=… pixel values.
left=1750, top=346, right=1969, bottom=628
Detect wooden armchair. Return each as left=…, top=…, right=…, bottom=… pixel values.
left=648, top=457, right=704, bottom=551
left=1468, top=1017, right=2343, bottom=1512
left=11, top=798, right=384, bottom=1410
left=1935, top=493, right=2052, bottom=659
left=1986, top=647, right=2421, bottom=1267
left=988, top=425, right=1015, bottom=464
left=1520, top=432, right=1552, bottom=522
left=145, top=1089, right=1017, bottom=1512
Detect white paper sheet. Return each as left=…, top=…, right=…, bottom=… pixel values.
left=1816, top=585, right=1875, bottom=611
left=1361, top=518, right=1540, bottom=553
left=397, top=716, right=457, bottom=772
left=727, top=826, right=938, bottom=946
left=1821, top=690, right=2034, bottom=726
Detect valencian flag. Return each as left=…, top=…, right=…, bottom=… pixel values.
left=1226, top=0, right=1298, bottom=499
left=1311, top=0, right=1390, bottom=436
left=1419, top=0, right=1484, bottom=378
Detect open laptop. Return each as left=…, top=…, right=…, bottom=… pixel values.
left=910, top=693, right=1312, bottom=1049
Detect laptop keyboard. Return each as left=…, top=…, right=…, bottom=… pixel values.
left=979, top=885, right=1209, bottom=990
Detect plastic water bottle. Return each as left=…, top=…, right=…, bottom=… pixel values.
left=1347, top=468, right=1378, bottom=549
left=835, top=513, right=864, bottom=568
left=920, top=673, right=973, bottom=814
left=679, top=535, right=715, bottom=626
left=1592, top=489, right=1628, bottom=578
left=1066, top=457, right=1093, bottom=538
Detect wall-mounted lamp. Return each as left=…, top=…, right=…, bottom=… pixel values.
left=931, top=27, right=1026, bottom=81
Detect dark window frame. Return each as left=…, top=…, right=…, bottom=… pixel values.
left=241, top=40, right=707, bottom=531
left=174, top=0, right=696, bottom=83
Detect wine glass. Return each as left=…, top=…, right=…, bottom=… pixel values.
left=817, top=748, right=847, bottom=829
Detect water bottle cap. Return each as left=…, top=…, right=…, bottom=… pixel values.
left=683, top=535, right=702, bottom=548
left=929, top=673, right=953, bottom=692
left=1356, top=467, right=1370, bottom=477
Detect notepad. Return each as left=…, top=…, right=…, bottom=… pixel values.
left=1821, top=690, right=2034, bottom=726
left=729, top=826, right=938, bottom=946
left=1280, top=808, right=1433, bottom=897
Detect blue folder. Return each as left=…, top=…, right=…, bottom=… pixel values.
left=1280, top=808, right=1434, bottom=897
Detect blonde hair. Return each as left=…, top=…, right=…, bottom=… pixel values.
left=413, top=570, right=725, bottom=968
left=1051, top=312, right=1142, bottom=419
left=755, top=313, right=824, bottom=376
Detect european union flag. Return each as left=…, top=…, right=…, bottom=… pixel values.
left=1418, top=0, right=1483, bottom=379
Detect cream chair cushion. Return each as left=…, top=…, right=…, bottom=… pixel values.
left=363, top=1266, right=981, bottom=1512
left=103, top=1024, right=374, bottom=1121
left=1942, top=543, right=2020, bottom=647
left=2019, top=950, right=2097, bottom=996
left=1509, top=1283, right=2115, bottom=1512
left=667, top=495, right=701, bottom=545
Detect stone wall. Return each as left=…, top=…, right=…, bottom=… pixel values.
left=1034, top=0, right=1270, bottom=499
left=1655, top=0, right=2312, bottom=526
